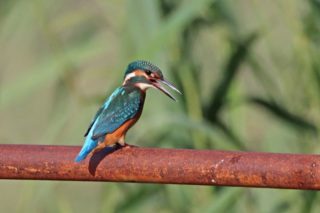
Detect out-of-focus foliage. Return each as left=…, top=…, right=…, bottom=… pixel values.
left=0, top=0, right=319, bottom=212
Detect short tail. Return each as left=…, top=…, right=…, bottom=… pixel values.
left=75, top=136, right=98, bottom=162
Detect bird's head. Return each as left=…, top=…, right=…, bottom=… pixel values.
left=123, top=60, right=181, bottom=101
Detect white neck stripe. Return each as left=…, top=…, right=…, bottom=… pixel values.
left=123, top=71, right=150, bottom=85
left=124, top=72, right=137, bottom=82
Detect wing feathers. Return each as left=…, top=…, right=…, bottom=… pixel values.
left=91, top=87, right=142, bottom=140
left=83, top=87, right=122, bottom=137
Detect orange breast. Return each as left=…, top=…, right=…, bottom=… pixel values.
left=103, top=117, right=138, bottom=145
left=103, top=94, right=145, bottom=146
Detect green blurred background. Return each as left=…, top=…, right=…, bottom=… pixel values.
left=1, top=0, right=320, bottom=212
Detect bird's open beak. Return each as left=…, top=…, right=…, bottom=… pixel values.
left=152, top=78, right=182, bottom=101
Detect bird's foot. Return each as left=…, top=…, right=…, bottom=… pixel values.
left=117, top=136, right=138, bottom=148
left=116, top=142, right=138, bottom=149
left=123, top=143, right=138, bottom=148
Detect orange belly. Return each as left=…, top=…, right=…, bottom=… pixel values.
left=92, top=90, right=145, bottom=153
left=90, top=114, right=142, bottom=154
left=103, top=117, right=139, bottom=146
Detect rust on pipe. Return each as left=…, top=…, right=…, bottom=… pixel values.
left=0, top=144, right=319, bottom=190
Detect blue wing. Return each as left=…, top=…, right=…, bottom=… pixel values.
left=84, top=87, right=122, bottom=137
left=75, top=87, right=142, bottom=162
left=91, top=88, right=141, bottom=140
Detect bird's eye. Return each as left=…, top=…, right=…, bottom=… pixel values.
left=145, top=70, right=152, bottom=75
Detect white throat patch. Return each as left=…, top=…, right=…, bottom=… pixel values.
left=134, top=82, right=153, bottom=91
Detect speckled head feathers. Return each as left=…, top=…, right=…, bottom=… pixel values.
left=124, top=60, right=163, bottom=78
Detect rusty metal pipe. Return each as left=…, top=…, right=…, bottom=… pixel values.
left=0, top=144, right=319, bottom=189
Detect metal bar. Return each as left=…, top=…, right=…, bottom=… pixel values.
left=0, top=144, right=319, bottom=189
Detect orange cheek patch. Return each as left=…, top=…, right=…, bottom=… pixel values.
left=133, top=70, right=147, bottom=77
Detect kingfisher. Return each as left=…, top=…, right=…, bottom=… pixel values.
left=75, top=60, right=181, bottom=162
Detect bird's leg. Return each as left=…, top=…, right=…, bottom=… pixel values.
left=118, top=135, right=138, bottom=148
left=118, top=135, right=126, bottom=146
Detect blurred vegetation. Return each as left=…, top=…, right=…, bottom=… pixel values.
left=0, top=0, right=320, bottom=212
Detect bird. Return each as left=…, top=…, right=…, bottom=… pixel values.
left=75, top=60, right=181, bottom=162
